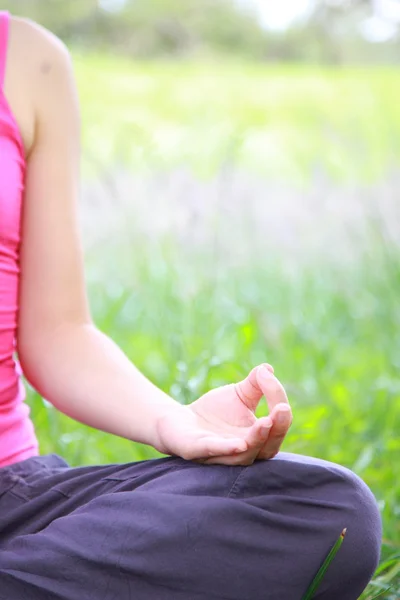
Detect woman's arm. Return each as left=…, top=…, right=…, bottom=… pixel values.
left=15, top=20, right=292, bottom=463
left=16, top=21, right=180, bottom=450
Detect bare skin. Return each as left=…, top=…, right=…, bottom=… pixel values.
left=4, top=16, right=292, bottom=466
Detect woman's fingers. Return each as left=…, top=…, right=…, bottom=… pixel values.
left=234, top=363, right=274, bottom=412
left=183, top=363, right=292, bottom=465
left=182, top=434, right=248, bottom=462
left=256, top=365, right=290, bottom=413
left=200, top=417, right=273, bottom=466
left=256, top=403, right=292, bottom=460
left=198, top=406, right=291, bottom=465
left=244, top=416, right=273, bottom=448
left=250, top=366, right=292, bottom=459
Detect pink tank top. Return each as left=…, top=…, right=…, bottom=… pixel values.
left=0, top=11, right=39, bottom=467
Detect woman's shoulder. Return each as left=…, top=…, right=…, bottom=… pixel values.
left=6, top=15, right=75, bottom=156
left=9, top=14, right=72, bottom=74
left=11, top=15, right=68, bottom=53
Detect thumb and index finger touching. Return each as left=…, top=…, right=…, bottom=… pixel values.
left=235, top=363, right=293, bottom=461
left=236, top=363, right=291, bottom=417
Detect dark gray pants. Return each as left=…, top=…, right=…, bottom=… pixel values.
left=0, top=453, right=381, bottom=600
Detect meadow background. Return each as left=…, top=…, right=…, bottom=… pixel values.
left=9, top=1, right=400, bottom=598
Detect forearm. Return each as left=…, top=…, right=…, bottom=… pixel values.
left=19, top=323, right=181, bottom=450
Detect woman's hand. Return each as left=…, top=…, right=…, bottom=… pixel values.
left=155, top=364, right=292, bottom=465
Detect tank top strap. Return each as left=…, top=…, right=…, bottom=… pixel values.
left=0, top=11, right=10, bottom=89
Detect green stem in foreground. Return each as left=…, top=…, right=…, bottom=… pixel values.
left=301, top=528, right=347, bottom=600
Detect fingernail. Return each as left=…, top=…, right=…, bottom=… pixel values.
left=277, top=407, right=291, bottom=424
left=260, top=418, right=273, bottom=433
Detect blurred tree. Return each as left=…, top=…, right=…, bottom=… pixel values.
left=3, top=0, right=267, bottom=58
left=2, top=0, right=399, bottom=64
left=110, top=0, right=267, bottom=57
left=295, top=0, right=400, bottom=63
left=3, top=0, right=98, bottom=28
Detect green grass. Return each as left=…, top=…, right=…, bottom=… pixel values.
left=26, top=56, right=400, bottom=598
left=303, top=529, right=347, bottom=600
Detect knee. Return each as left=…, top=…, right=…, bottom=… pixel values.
left=270, top=453, right=382, bottom=565
left=237, top=454, right=382, bottom=599
left=341, top=465, right=382, bottom=554
left=314, top=463, right=382, bottom=600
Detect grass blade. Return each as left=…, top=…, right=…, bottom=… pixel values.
left=302, top=528, right=347, bottom=600
left=368, top=584, right=394, bottom=599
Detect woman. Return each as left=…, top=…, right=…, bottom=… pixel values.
left=0, top=11, right=381, bottom=600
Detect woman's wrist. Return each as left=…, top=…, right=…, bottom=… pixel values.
left=124, top=383, right=185, bottom=453
left=149, top=400, right=187, bottom=455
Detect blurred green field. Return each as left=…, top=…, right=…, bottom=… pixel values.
left=27, top=57, right=400, bottom=599
left=74, top=55, right=400, bottom=182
